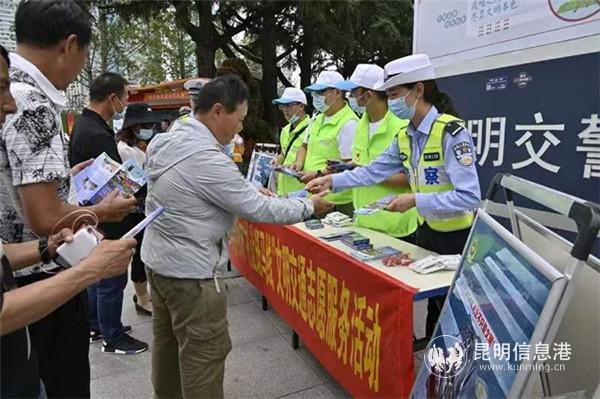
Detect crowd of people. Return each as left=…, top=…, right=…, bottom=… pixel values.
left=0, top=1, right=481, bottom=398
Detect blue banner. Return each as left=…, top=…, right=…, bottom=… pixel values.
left=437, top=52, right=600, bottom=204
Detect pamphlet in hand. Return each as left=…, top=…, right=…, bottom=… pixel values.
left=273, top=165, right=303, bottom=180
left=354, top=194, right=397, bottom=215
left=326, top=160, right=355, bottom=172
left=121, top=206, right=165, bottom=239
left=73, top=152, right=147, bottom=205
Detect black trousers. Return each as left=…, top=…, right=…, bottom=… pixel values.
left=16, top=274, right=91, bottom=398
left=416, top=222, right=471, bottom=338
left=124, top=213, right=147, bottom=283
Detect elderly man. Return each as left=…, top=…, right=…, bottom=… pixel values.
left=142, top=74, right=333, bottom=398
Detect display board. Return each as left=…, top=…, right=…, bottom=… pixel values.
left=412, top=211, right=567, bottom=398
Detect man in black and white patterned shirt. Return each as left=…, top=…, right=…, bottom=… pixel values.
left=0, top=1, right=136, bottom=397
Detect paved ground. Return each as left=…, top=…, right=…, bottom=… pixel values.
left=89, top=268, right=432, bottom=399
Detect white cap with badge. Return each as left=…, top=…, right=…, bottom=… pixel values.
left=304, top=70, right=344, bottom=92
left=377, top=54, right=436, bottom=91
left=334, top=64, right=384, bottom=92
left=184, top=78, right=210, bottom=94
left=272, top=87, right=307, bottom=105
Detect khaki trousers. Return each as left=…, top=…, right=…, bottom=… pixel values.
left=147, top=269, right=232, bottom=399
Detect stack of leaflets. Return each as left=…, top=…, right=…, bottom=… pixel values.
left=341, top=233, right=372, bottom=251
left=318, top=230, right=353, bottom=242
left=304, top=219, right=324, bottom=230
left=322, top=212, right=353, bottom=227
left=351, top=246, right=402, bottom=262
left=273, top=165, right=302, bottom=180
left=354, top=194, right=397, bottom=216
left=326, top=160, right=355, bottom=172
left=72, top=152, right=146, bottom=206
left=409, top=255, right=462, bottom=274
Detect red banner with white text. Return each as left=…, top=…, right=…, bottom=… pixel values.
left=229, top=219, right=417, bottom=398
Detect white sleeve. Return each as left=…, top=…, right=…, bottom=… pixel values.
left=117, top=141, right=135, bottom=162
left=337, top=119, right=358, bottom=159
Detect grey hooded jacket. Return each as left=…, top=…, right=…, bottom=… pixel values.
left=141, top=118, right=313, bottom=279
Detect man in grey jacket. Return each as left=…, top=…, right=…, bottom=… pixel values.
left=141, top=74, right=332, bottom=399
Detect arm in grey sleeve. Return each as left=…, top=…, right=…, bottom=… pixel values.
left=196, top=151, right=314, bottom=223
left=331, top=137, right=407, bottom=191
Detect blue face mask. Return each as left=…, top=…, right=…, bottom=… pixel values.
left=135, top=128, right=154, bottom=141
left=288, top=114, right=300, bottom=125
left=348, top=97, right=366, bottom=115
left=312, top=93, right=330, bottom=113
left=388, top=90, right=417, bottom=120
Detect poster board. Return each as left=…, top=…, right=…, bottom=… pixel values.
left=411, top=210, right=567, bottom=398
left=247, top=144, right=277, bottom=187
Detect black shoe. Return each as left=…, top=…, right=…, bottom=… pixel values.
left=133, top=294, right=152, bottom=316
left=90, top=325, right=132, bottom=343
left=102, top=335, right=148, bottom=355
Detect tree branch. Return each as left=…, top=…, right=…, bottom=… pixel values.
left=227, top=40, right=262, bottom=64
left=276, top=47, right=295, bottom=63
left=220, top=43, right=236, bottom=59
left=276, top=67, right=293, bottom=87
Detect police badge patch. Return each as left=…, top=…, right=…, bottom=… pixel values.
left=452, top=142, right=474, bottom=166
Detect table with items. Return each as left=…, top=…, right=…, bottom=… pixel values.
left=228, top=216, right=457, bottom=398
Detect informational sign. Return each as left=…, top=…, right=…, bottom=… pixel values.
left=229, top=219, right=416, bottom=398
left=414, top=0, right=600, bottom=65
left=247, top=150, right=276, bottom=187
left=412, top=211, right=567, bottom=398
left=436, top=52, right=600, bottom=204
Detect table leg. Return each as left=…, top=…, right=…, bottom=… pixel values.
left=292, top=330, right=300, bottom=350
left=262, top=295, right=269, bottom=311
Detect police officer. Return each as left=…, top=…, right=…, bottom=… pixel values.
left=293, top=70, right=359, bottom=215
left=271, top=87, right=310, bottom=196
left=333, top=64, right=418, bottom=242
left=169, top=78, right=206, bottom=132
left=307, top=54, right=481, bottom=339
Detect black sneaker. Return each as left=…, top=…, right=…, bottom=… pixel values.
left=90, top=325, right=133, bottom=343
left=102, top=335, right=148, bottom=355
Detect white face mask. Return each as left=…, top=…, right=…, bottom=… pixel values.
left=288, top=114, right=300, bottom=125
left=312, top=93, right=332, bottom=113
left=135, top=128, right=154, bottom=141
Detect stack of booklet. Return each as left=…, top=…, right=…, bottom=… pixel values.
left=350, top=246, right=402, bottom=262
left=72, top=152, right=146, bottom=205
left=354, top=194, right=397, bottom=215
left=322, top=212, right=353, bottom=227
left=341, top=233, right=372, bottom=251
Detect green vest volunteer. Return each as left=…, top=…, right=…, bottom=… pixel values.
left=333, top=63, right=418, bottom=238
left=353, top=111, right=418, bottom=237
left=271, top=87, right=311, bottom=195
left=278, top=117, right=310, bottom=195
left=302, top=71, right=358, bottom=206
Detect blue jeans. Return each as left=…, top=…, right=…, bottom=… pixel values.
left=88, top=272, right=128, bottom=344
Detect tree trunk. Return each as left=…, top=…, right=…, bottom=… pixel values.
left=260, top=2, right=279, bottom=127
left=98, top=8, right=109, bottom=73
left=195, top=43, right=217, bottom=77
left=298, top=19, right=315, bottom=112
